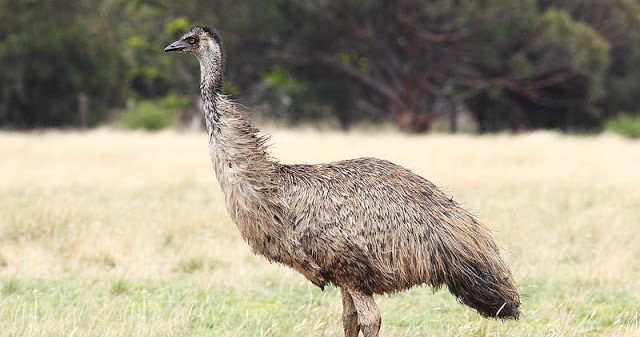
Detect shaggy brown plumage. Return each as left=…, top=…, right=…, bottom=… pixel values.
left=165, top=26, right=520, bottom=337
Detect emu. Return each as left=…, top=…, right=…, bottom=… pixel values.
left=165, top=26, right=520, bottom=337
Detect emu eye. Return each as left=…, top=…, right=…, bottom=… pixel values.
left=188, top=37, right=197, bottom=44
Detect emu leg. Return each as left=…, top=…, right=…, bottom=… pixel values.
left=349, top=289, right=381, bottom=337
left=340, top=287, right=359, bottom=337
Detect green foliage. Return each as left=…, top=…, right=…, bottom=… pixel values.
left=157, top=92, right=191, bottom=111
left=259, top=65, right=355, bottom=127
left=260, top=66, right=300, bottom=89
left=120, top=93, right=191, bottom=130
left=509, top=53, right=535, bottom=78
left=338, top=52, right=370, bottom=73
left=0, top=0, right=127, bottom=128
left=605, top=113, right=640, bottom=138
left=540, top=9, right=611, bottom=99
left=224, top=81, right=243, bottom=97
left=120, top=100, right=175, bottom=131
left=165, top=16, right=192, bottom=36
left=1, top=0, right=640, bottom=132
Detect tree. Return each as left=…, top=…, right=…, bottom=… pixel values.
left=542, top=0, right=640, bottom=119
left=0, top=0, right=127, bottom=127
left=1, top=0, right=633, bottom=132
left=220, top=0, right=611, bottom=132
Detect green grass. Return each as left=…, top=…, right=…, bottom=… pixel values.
left=0, top=130, right=639, bottom=336
left=1, top=277, right=637, bottom=336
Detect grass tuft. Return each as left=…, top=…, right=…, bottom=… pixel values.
left=174, top=257, right=205, bottom=274
left=2, top=278, right=20, bottom=296
left=110, top=279, right=129, bottom=296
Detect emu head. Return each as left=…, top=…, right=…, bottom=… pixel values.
left=165, top=26, right=224, bottom=92
left=164, top=26, right=223, bottom=63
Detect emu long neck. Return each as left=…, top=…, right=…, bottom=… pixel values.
left=198, top=52, right=278, bottom=222
left=199, top=55, right=223, bottom=136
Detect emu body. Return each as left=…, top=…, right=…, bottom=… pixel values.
left=166, top=26, right=520, bottom=337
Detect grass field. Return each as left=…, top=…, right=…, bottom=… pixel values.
left=1, top=128, right=639, bottom=336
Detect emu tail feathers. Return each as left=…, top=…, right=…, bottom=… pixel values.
left=429, top=216, right=520, bottom=319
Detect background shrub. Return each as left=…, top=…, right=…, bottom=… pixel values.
left=605, top=113, right=640, bottom=139
left=120, top=101, right=174, bottom=131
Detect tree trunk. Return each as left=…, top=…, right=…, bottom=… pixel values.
left=396, top=109, right=434, bottom=133
left=77, top=92, right=88, bottom=128
left=449, top=100, right=458, bottom=133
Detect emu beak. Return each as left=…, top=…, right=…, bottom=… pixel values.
left=164, top=39, right=190, bottom=52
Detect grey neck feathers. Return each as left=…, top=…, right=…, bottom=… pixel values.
left=197, top=46, right=277, bottom=197
left=198, top=50, right=224, bottom=136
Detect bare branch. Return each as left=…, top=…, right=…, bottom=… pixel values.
left=308, top=50, right=405, bottom=109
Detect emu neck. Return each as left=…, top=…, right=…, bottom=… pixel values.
left=199, top=55, right=223, bottom=136
left=198, top=55, right=277, bottom=222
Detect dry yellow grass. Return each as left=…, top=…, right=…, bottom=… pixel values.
left=1, top=128, right=639, bottom=336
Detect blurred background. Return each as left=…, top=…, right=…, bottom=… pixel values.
left=2, top=0, right=640, bottom=136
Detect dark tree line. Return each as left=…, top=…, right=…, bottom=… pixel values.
left=0, top=1, right=127, bottom=127
left=1, top=0, right=639, bottom=132
left=240, top=0, right=616, bottom=132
